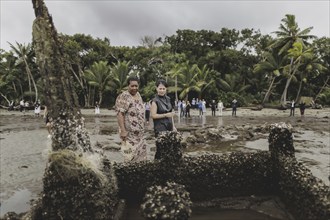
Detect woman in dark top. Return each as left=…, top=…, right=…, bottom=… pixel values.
left=151, top=79, right=176, bottom=137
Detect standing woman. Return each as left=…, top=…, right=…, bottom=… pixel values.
left=115, top=76, right=147, bottom=162
left=151, top=79, right=176, bottom=137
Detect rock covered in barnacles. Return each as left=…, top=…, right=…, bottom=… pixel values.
left=155, top=131, right=183, bottom=163
left=141, top=181, right=192, bottom=220
left=36, top=150, right=118, bottom=220
left=268, top=122, right=294, bottom=157
left=50, top=110, right=92, bottom=152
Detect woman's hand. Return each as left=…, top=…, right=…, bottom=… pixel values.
left=166, top=112, right=175, bottom=118
left=120, top=130, right=128, bottom=141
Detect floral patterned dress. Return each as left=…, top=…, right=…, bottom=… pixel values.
left=115, top=91, right=147, bottom=162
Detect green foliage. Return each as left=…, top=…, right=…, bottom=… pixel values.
left=1, top=14, right=329, bottom=107
left=318, top=88, right=330, bottom=105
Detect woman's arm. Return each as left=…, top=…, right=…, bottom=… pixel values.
left=117, top=112, right=128, bottom=141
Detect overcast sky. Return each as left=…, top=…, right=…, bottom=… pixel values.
left=1, top=0, right=329, bottom=51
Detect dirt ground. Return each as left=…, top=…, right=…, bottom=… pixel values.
left=0, top=107, right=329, bottom=216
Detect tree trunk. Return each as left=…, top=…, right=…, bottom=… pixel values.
left=315, top=76, right=329, bottom=101
left=262, top=76, right=276, bottom=105
left=24, top=58, right=38, bottom=103
left=295, top=79, right=303, bottom=103
left=280, top=58, right=300, bottom=107
left=175, top=75, right=178, bottom=101
left=69, top=65, right=89, bottom=107
left=98, top=90, right=103, bottom=106
left=32, top=0, right=91, bottom=152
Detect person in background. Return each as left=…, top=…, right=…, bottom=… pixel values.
left=217, top=100, right=224, bottom=116
left=289, top=99, right=295, bottom=116
left=299, top=101, right=306, bottom=116
left=115, top=76, right=147, bottom=162
left=34, top=100, right=41, bottom=117
left=151, top=79, right=176, bottom=137
left=185, top=100, right=191, bottom=117
left=232, top=99, right=238, bottom=117
left=145, top=101, right=151, bottom=124
left=20, top=99, right=25, bottom=112
left=180, top=100, right=186, bottom=117
left=95, top=101, right=100, bottom=115
left=202, top=99, right=207, bottom=114
left=210, top=100, right=217, bottom=116
left=191, top=98, right=196, bottom=109
left=198, top=100, right=203, bottom=117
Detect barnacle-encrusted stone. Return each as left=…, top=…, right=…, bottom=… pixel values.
left=155, top=131, right=183, bottom=163
left=268, top=122, right=294, bottom=157
left=141, top=181, right=192, bottom=220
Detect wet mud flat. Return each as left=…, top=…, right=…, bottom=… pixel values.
left=0, top=108, right=329, bottom=217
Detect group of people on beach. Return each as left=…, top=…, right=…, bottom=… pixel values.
left=289, top=99, right=307, bottom=117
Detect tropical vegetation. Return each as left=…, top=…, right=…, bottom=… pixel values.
left=0, top=14, right=329, bottom=108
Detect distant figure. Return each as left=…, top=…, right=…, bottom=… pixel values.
left=34, top=101, right=41, bottom=117
left=217, top=100, right=223, bottom=116
left=299, top=102, right=306, bottom=116
left=289, top=100, right=295, bottom=116
left=210, top=100, right=217, bottom=116
left=191, top=98, right=196, bottom=109
left=185, top=100, right=191, bottom=117
left=180, top=100, right=186, bottom=117
left=95, top=101, right=100, bottom=115
left=202, top=99, right=206, bottom=114
left=145, top=101, right=151, bottom=123
left=177, top=100, right=182, bottom=116
left=232, top=99, right=238, bottom=117
left=19, top=99, right=25, bottom=112
left=198, top=100, right=203, bottom=117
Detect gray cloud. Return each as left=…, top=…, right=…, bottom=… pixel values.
left=1, top=1, right=329, bottom=51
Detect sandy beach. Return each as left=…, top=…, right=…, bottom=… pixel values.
left=0, top=107, right=329, bottom=216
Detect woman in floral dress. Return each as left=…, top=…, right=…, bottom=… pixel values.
left=115, top=76, right=147, bottom=162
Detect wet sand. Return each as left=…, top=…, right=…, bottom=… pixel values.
left=0, top=107, right=329, bottom=216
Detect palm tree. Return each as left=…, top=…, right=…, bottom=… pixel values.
left=285, top=42, right=314, bottom=103
left=166, top=63, right=184, bottom=101
left=194, top=64, right=215, bottom=98
left=166, top=62, right=208, bottom=101
left=110, top=61, right=132, bottom=96
left=9, top=42, right=38, bottom=102
left=270, top=14, right=316, bottom=106
left=253, top=51, right=285, bottom=104
left=218, top=73, right=251, bottom=94
left=84, top=61, right=112, bottom=105
left=291, top=46, right=326, bottom=102
left=0, top=51, right=23, bottom=100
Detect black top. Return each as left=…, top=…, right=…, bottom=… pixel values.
left=153, top=94, right=173, bottom=135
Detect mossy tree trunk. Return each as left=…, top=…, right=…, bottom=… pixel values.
left=32, top=0, right=91, bottom=152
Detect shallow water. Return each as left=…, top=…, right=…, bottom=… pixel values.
left=125, top=206, right=282, bottom=220
left=244, top=130, right=330, bottom=185
left=0, top=188, right=32, bottom=216
left=0, top=111, right=329, bottom=217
